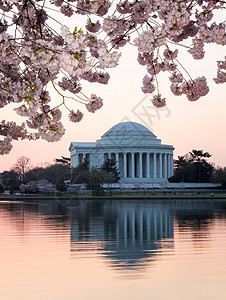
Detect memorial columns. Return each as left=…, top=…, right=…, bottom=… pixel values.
left=131, top=152, right=135, bottom=178
left=71, top=153, right=78, bottom=168
left=171, top=154, right=174, bottom=177
left=167, top=154, right=171, bottom=178
left=146, top=153, right=150, bottom=178
left=164, top=154, right=167, bottom=178
left=153, top=153, right=157, bottom=178
left=159, top=153, right=163, bottom=178
left=123, top=152, right=127, bottom=178
left=115, top=152, right=119, bottom=169
left=139, top=152, right=142, bottom=178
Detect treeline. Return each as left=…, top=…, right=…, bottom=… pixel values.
left=0, top=150, right=225, bottom=195
left=0, top=157, right=120, bottom=195
left=171, top=150, right=226, bottom=186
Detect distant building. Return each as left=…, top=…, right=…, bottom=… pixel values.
left=69, top=121, right=174, bottom=183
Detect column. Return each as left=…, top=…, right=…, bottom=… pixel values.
left=153, top=153, right=157, bottom=178
left=146, top=153, right=150, bottom=178
left=167, top=154, right=171, bottom=178
left=159, top=153, right=162, bottom=178
left=82, top=153, right=84, bottom=164
left=79, top=153, right=83, bottom=165
left=71, top=153, right=78, bottom=168
left=171, top=154, right=174, bottom=177
left=115, top=152, right=119, bottom=169
left=139, top=152, right=142, bottom=178
left=101, top=153, right=105, bottom=166
left=85, top=153, right=90, bottom=163
left=131, top=152, right=135, bottom=178
left=123, top=152, right=127, bottom=178
left=164, top=154, right=167, bottom=178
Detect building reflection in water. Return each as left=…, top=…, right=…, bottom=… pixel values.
left=1, top=199, right=226, bottom=273
left=70, top=201, right=174, bottom=270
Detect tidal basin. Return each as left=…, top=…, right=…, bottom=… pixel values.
left=1, top=199, right=226, bottom=300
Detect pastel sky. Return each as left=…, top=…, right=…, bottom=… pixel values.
left=0, top=12, right=225, bottom=172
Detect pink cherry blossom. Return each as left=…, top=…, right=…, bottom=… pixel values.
left=0, top=0, right=225, bottom=155
left=86, top=94, right=103, bottom=113
left=69, top=110, right=84, bottom=123
left=142, top=75, right=156, bottom=94
left=152, top=94, right=166, bottom=108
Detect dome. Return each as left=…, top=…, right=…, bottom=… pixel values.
left=97, top=122, right=161, bottom=147
left=101, top=122, right=156, bottom=139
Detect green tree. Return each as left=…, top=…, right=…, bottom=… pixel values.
left=41, top=163, right=70, bottom=184
left=211, top=167, right=226, bottom=187
left=86, top=168, right=104, bottom=196
left=55, top=156, right=71, bottom=165
left=189, top=150, right=213, bottom=183
left=1, top=170, right=20, bottom=192
left=101, top=158, right=120, bottom=182
left=0, top=184, right=5, bottom=194
left=71, top=158, right=90, bottom=184
left=171, top=150, right=213, bottom=183
left=24, top=163, right=70, bottom=184
left=56, top=176, right=68, bottom=192
left=24, top=167, right=45, bottom=183
left=173, top=155, right=190, bottom=182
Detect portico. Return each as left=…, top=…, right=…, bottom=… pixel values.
left=69, top=122, right=174, bottom=183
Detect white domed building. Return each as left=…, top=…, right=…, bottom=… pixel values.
left=69, top=122, right=174, bottom=184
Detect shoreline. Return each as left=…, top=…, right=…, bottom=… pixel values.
left=1, top=195, right=226, bottom=201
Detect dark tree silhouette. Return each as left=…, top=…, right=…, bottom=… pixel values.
left=211, top=167, right=226, bottom=187
left=1, top=170, right=21, bottom=192
left=86, top=168, right=104, bottom=196
left=174, top=155, right=190, bottom=182
left=24, top=164, right=70, bottom=184
left=12, top=156, right=31, bottom=182
left=101, top=158, right=120, bottom=182
left=171, top=150, right=214, bottom=183
left=55, top=156, right=71, bottom=165
left=56, top=176, right=68, bottom=192
left=189, top=150, right=213, bottom=183
left=71, top=158, right=90, bottom=184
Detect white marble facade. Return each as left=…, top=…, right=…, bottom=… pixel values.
left=69, top=122, right=174, bottom=183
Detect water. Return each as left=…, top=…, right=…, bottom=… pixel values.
left=1, top=199, right=226, bottom=300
